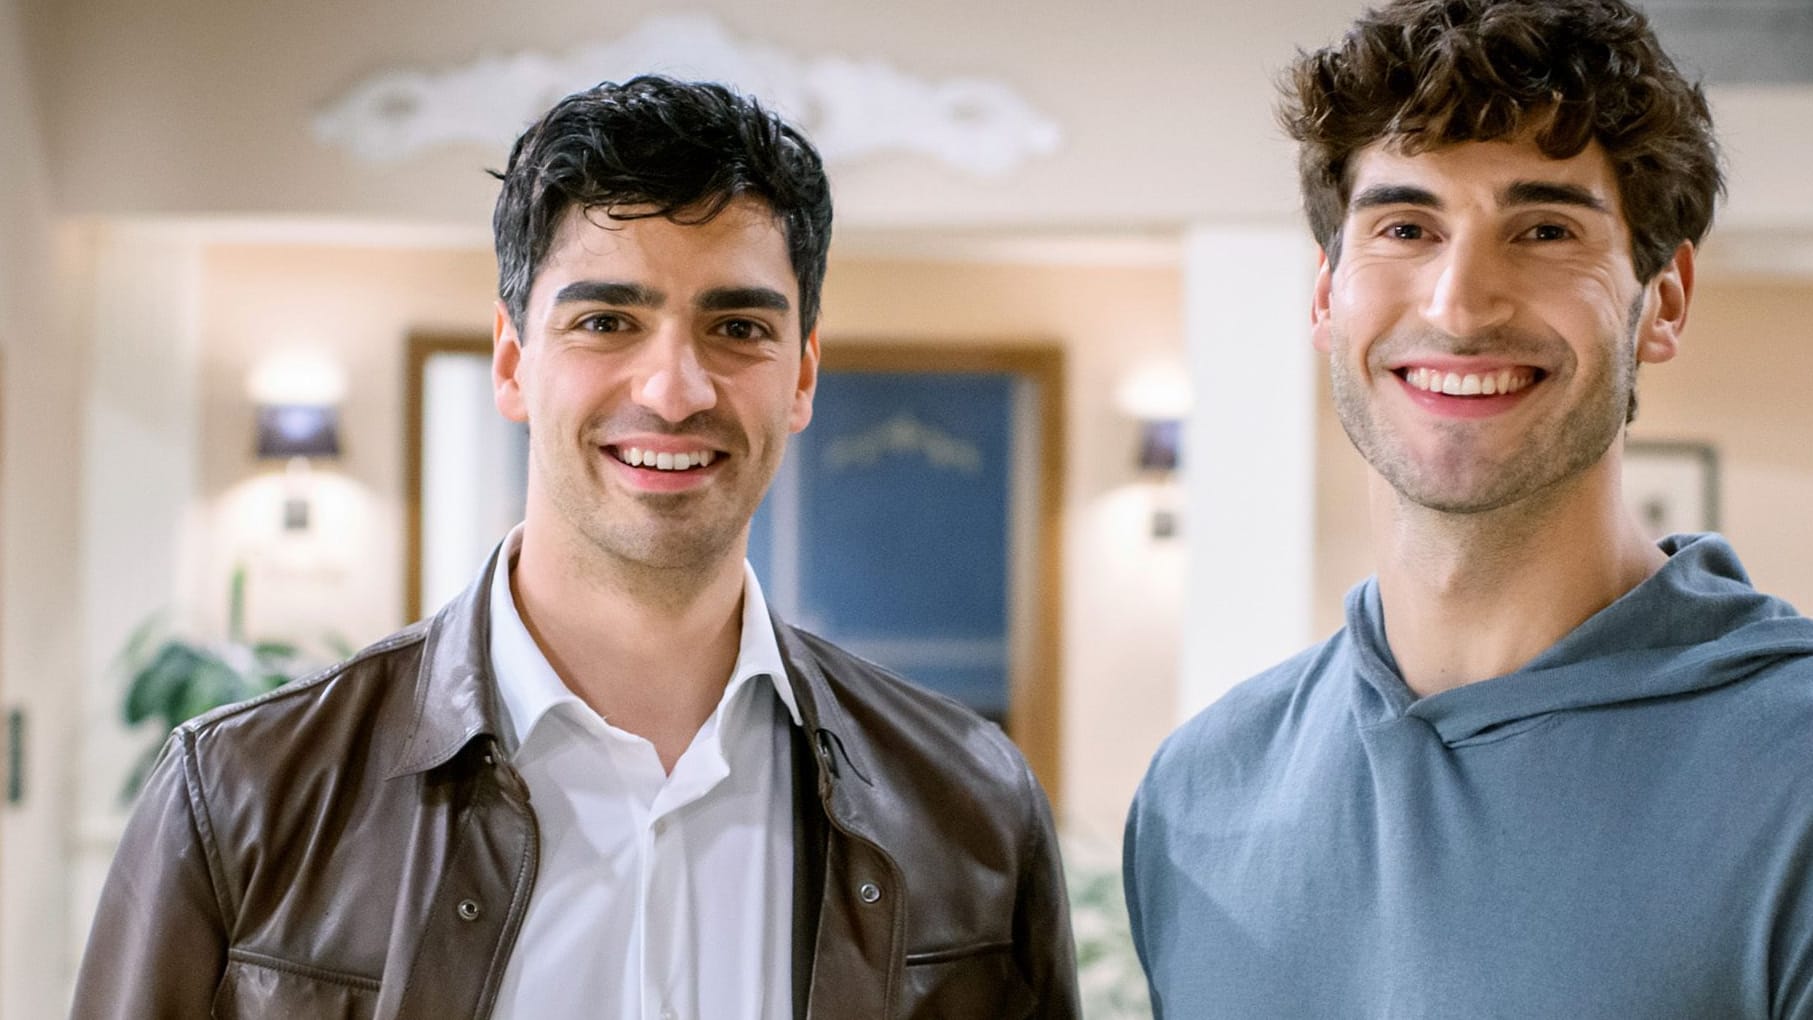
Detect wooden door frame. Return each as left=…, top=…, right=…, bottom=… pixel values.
left=402, top=333, right=493, bottom=623
left=818, top=342, right=1066, bottom=810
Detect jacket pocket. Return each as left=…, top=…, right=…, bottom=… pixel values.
left=901, top=941, right=1034, bottom=1019
left=212, top=950, right=381, bottom=1020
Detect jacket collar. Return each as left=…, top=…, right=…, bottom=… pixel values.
left=388, top=544, right=876, bottom=794
left=771, top=615, right=873, bottom=787
left=389, top=543, right=508, bottom=778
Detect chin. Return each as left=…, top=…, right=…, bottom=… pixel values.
left=599, top=525, right=742, bottom=574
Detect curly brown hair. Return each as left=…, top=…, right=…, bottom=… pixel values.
left=1280, top=0, right=1723, bottom=281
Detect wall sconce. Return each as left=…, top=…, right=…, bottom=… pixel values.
left=1138, top=419, right=1181, bottom=474
left=1137, top=419, right=1182, bottom=540
left=256, top=404, right=341, bottom=530
left=1115, top=360, right=1189, bottom=541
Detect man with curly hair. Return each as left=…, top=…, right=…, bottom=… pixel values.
left=1125, top=1, right=1813, bottom=1015
left=74, top=77, right=1078, bottom=1019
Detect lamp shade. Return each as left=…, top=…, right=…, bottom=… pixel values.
left=256, top=404, right=342, bottom=459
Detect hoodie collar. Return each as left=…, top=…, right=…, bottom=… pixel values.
left=1348, top=533, right=1813, bottom=745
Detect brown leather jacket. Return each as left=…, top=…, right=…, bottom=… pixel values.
left=72, top=558, right=1080, bottom=1019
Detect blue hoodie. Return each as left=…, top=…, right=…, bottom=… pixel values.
left=1125, top=534, right=1813, bottom=1018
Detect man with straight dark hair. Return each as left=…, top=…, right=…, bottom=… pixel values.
left=75, top=76, right=1078, bottom=1019
left=1125, top=1, right=1813, bottom=1015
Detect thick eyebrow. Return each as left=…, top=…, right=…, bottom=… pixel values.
left=695, top=286, right=791, bottom=313
left=552, top=281, right=665, bottom=307
left=1350, top=184, right=1442, bottom=212
left=1502, top=180, right=1610, bottom=213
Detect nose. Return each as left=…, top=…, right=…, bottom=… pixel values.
left=632, top=329, right=717, bottom=423
left=1422, top=235, right=1514, bottom=339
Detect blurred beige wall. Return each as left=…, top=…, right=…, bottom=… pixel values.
left=1633, top=273, right=1813, bottom=613
left=196, top=243, right=497, bottom=645
left=0, top=3, right=84, bottom=1019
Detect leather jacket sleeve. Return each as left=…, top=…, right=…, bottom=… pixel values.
left=1017, top=762, right=1082, bottom=1016
left=71, top=732, right=229, bottom=1018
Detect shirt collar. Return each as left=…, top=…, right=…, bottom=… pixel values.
left=486, top=524, right=802, bottom=752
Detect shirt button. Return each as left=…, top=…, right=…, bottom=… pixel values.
left=456, top=899, right=481, bottom=922
left=858, top=881, right=882, bottom=904
left=660, top=1008, right=677, bottom=1020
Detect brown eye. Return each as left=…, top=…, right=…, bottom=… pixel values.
left=1387, top=223, right=1425, bottom=241
left=719, top=318, right=769, bottom=341
left=580, top=314, right=624, bottom=332
left=1529, top=224, right=1571, bottom=242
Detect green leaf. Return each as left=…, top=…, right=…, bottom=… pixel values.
left=124, top=643, right=210, bottom=726
left=117, top=614, right=170, bottom=672
left=251, top=640, right=299, bottom=661
left=171, top=656, right=241, bottom=725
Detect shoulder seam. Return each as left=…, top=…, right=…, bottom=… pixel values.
left=177, top=727, right=239, bottom=931
left=176, top=626, right=428, bottom=735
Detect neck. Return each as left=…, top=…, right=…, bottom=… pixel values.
left=1372, top=452, right=1666, bottom=698
left=510, top=512, right=748, bottom=772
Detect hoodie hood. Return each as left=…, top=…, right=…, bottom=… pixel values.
left=1346, top=533, right=1813, bottom=745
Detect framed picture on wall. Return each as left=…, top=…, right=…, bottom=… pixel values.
left=748, top=343, right=1066, bottom=805
left=1623, top=440, right=1719, bottom=541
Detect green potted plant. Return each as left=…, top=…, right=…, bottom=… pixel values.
left=118, top=565, right=343, bottom=798
left=1064, top=836, right=1153, bottom=1018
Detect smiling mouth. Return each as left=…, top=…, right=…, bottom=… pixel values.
left=1396, top=366, right=1543, bottom=397
left=608, top=446, right=721, bottom=472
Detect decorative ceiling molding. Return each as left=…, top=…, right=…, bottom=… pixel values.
left=312, top=13, right=1063, bottom=177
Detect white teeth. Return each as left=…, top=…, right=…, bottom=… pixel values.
left=1405, top=367, right=1535, bottom=397
left=617, top=446, right=717, bottom=471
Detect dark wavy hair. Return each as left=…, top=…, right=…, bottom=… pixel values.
left=492, top=76, right=833, bottom=339
left=1280, top=0, right=1723, bottom=281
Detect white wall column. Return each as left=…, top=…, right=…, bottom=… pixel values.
left=1180, top=223, right=1318, bottom=720
left=0, top=0, right=82, bottom=1014
left=69, top=223, right=204, bottom=992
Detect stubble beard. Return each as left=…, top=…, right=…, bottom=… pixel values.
left=1328, top=317, right=1638, bottom=518
left=534, top=416, right=784, bottom=581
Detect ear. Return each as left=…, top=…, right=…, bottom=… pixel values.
left=493, top=302, right=530, bottom=423
left=1310, top=249, right=1335, bottom=353
left=1636, top=241, right=1694, bottom=366
left=790, top=328, right=821, bottom=433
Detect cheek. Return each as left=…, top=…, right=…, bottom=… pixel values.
left=1537, top=280, right=1633, bottom=352
left=1327, top=268, right=1404, bottom=342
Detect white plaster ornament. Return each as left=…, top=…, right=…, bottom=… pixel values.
left=313, top=13, right=1062, bottom=177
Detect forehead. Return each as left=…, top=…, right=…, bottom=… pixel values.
left=1346, top=137, right=1622, bottom=214
left=534, top=196, right=796, bottom=294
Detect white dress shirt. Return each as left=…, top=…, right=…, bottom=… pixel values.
left=486, top=526, right=799, bottom=1020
